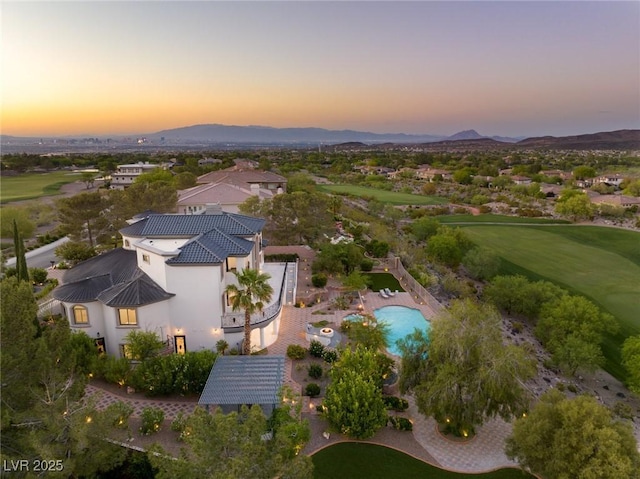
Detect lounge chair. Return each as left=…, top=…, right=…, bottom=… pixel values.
left=385, top=288, right=396, bottom=297
left=379, top=290, right=389, bottom=299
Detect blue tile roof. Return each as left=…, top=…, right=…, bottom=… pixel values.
left=97, top=272, right=175, bottom=307
left=53, top=248, right=173, bottom=307
left=120, top=212, right=265, bottom=238
left=198, top=356, right=285, bottom=406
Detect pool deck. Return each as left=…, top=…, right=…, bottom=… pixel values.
left=84, top=289, right=520, bottom=474
left=268, top=291, right=520, bottom=473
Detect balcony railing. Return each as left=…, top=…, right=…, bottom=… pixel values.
left=221, top=264, right=288, bottom=329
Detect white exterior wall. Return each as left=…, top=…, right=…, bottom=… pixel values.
left=102, top=301, right=172, bottom=357
left=68, top=301, right=105, bottom=339
left=164, top=264, right=225, bottom=351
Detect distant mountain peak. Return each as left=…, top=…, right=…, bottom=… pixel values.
left=447, top=129, right=485, bottom=141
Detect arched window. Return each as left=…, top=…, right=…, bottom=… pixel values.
left=72, top=305, right=89, bottom=324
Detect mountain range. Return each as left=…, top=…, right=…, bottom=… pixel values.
left=147, top=124, right=519, bottom=144
left=1, top=125, right=638, bottom=152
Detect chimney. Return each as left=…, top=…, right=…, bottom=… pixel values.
left=205, top=203, right=223, bottom=215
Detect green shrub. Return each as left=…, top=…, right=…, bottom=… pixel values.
left=139, top=407, right=164, bottom=435
left=388, top=416, right=413, bottom=431
left=382, top=396, right=409, bottom=412
left=309, top=340, right=325, bottom=358
left=360, top=259, right=374, bottom=272
left=265, top=253, right=299, bottom=263
left=556, top=382, right=566, bottom=392
left=305, top=383, right=321, bottom=397
left=104, top=401, right=134, bottom=429
left=308, top=364, right=323, bottom=379
left=170, top=412, right=190, bottom=440
left=567, top=383, right=578, bottom=393
left=215, top=339, right=229, bottom=355
left=29, top=267, right=48, bottom=284
left=613, top=401, right=634, bottom=420
left=312, top=273, right=328, bottom=288
left=322, top=349, right=339, bottom=363
left=130, top=351, right=216, bottom=397
left=287, top=344, right=307, bottom=360
left=512, top=321, right=524, bottom=334
left=101, top=356, right=132, bottom=386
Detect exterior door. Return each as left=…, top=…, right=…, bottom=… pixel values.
left=175, top=335, right=186, bottom=355
left=95, top=337, right=106, bottom=355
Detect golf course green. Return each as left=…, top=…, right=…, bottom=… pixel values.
left=461, top=224, right=640, bottom=380
left=317, top=184, right=447, bottom=205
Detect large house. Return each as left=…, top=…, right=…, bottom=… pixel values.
left=176, top=169, right=287, bottom=214
left=110, top=162, right=170, bottom=190
left=52, top=212, right=287, bottom=357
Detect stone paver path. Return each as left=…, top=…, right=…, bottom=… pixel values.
left=85, top=385, right=198, bottom=420
left=84, top=288, right=520, bottom=474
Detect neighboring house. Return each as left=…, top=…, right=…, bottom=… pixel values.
left=540, top=169, right=572, bottom=182
left=590, top=194, right=640, bottom=208
left=110, top=162, right=169, bottom=190
left=177, top=182, right=275, bottom=215
left=594, top=173, right=625, bottom=188
left=196, top=169, right=287, bottom=194
left=416, top=167, right=452, bottom=182
left=53, top=212, right=287, bottom=357
left=387, top=167, right=417, bottom=179
left=352, top=165, right=395, bottom=176
left=510, top=175, right=532, bottom=185
left=540, top=184, right=564, bottom=198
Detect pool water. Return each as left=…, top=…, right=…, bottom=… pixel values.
left=344, top=305, right=430, bottom=356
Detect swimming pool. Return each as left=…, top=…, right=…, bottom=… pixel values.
left=344, top=305, right=430, bottom=356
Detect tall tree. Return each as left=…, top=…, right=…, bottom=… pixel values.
left=323, top=346, right=388, bottom=439
left=57, top=191, right=110, bottom=247
left=1, top=279, right=124, bottom=475
left=400, top=299, right=536, bottom=436
left=149, top=401, right=312, bottom=479
left=12, top=219, right=29, bottom=282
left=536, top=295, right=618, bottom=375
left=225, top=268, right=273, bottom=355
left=506, top=389, right=640, bottom=479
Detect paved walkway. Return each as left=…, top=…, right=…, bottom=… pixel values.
left=84, top=290, right=519, bottom=473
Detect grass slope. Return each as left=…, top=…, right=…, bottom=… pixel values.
left=1, top=172, right=81, bottom=203
left=437, top=214, right=570, bottom=225
left=317, top=184, right=447, bottom=205
left=312, top=443, right=534, bottom=479
left=462, top=225, right=640, bottom=380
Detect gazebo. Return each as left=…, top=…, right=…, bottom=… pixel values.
left=198, top=355, right=286, bottom=416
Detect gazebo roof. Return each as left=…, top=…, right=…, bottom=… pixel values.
left=198, top=355, right=286, bottom=407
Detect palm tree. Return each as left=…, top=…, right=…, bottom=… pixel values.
left=225, top=268, right=273, bottom=355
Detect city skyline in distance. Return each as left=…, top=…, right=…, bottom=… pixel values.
left=2, top=1, right=639, bottom=138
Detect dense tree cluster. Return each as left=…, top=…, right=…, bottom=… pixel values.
left=398, top=299, right=536, bottom=436
left=506, top=389, right=640, bottom=479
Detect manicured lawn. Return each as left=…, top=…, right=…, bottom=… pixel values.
left=437, top=214, right=570, bottom=225
left=317, top=184, right=447, bottom=205
left=1, top=171, right=81, bottom=203
left=365, top=272, right=405, bottom=292
left=312, top=443, right=534, bottom=479
left=462, top=225, right=640, bottom=380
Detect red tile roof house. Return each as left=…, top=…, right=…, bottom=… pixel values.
left=53, top=212, right=287, bottom=357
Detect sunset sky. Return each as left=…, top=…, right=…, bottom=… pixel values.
left=2, top=1, right=639, bottom=138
